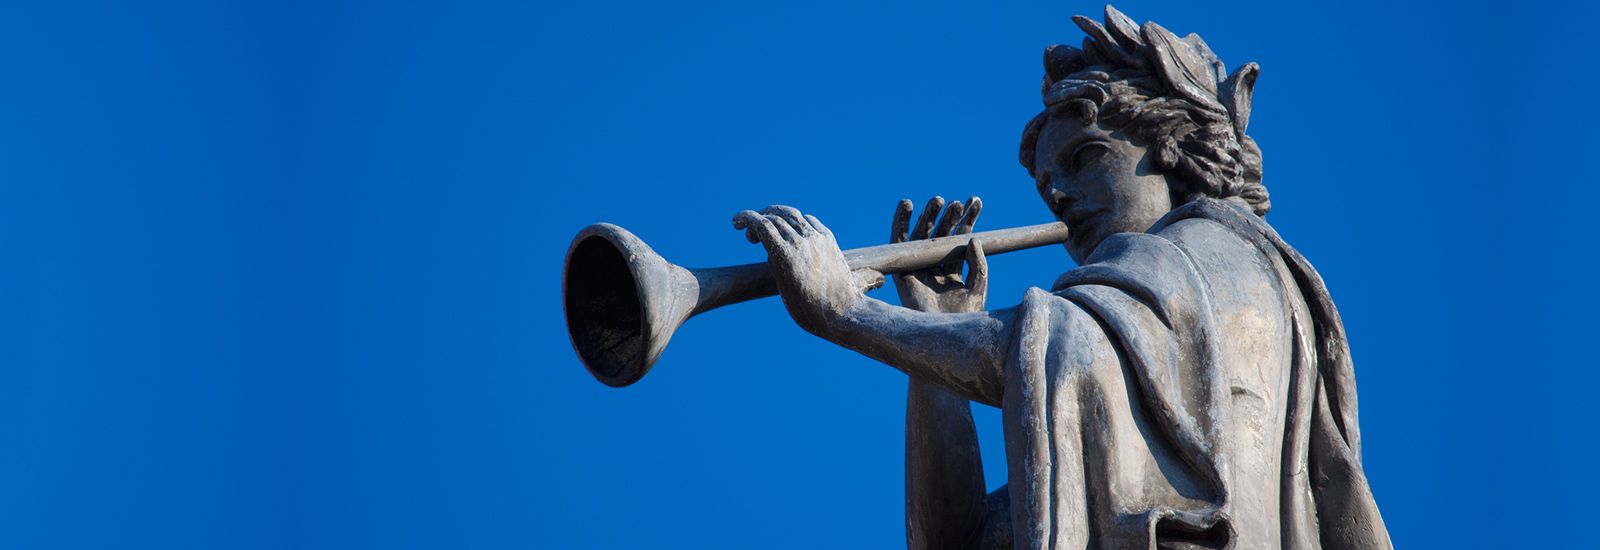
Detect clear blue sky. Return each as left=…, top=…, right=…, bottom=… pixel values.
left=1, top=0, right=1595, bottom=548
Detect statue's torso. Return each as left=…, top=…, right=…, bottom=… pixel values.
left=1160, top=217, right=1310, bottom=547
left=1000, top=211, right=1316, bottom=549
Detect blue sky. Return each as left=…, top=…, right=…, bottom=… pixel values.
left=1, top=0, right=1596, bottom=548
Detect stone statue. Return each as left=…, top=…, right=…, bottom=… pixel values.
left=725, top=6, right=1391, bottom=549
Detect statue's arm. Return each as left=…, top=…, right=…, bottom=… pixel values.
left=827, top=297, right=1011, bottom=406
left=906, top=376, right=986, bottom=549
left=732, top=204, right=1012, bottom=405
left=737, top=202, right=1016, bottom=545
left=890, top=197, right=998, bottom=549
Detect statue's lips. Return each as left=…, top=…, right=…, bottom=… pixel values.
left=1064, top=207, right=1101, bottom=228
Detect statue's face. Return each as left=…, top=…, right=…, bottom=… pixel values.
left=1033, top=111, right=1175, bottom=264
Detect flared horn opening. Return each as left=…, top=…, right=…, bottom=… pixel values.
left=566, top=223, right=659, bottom=386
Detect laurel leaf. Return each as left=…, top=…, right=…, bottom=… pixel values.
left=1221, top=62, right=1259, bottom=134
left=1103, top=5, right=1144, bottom=51
left=1081, top=37, right=1105, bottom=66
left=1073, top=14, right=1145, bottom=70
left=1140, top=21, right=1225, bottom=112
left=1182, top=32, right=1228, bottom=83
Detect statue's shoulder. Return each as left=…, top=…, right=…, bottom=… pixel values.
left=1156, top=214, right=1269, bottom=265
left=1152, top=200, right=1311, bottom=323
left=1046, top=227, right=1212, bottom=306
left=1153, top=198, right=1283, bottom=257
left=1049, top=200, right=1283, bottom=295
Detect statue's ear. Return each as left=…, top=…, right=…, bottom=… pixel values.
left=1221, top=62, right=1259, bottom=135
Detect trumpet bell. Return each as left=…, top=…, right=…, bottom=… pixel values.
left=562, top=223, right=697, bottom=387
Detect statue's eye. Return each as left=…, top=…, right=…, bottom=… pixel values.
left=1070, top=142, right=1109, bottom=171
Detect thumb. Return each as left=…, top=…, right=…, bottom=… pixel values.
left=851, top=268, right=886, bottom=293
left=965, top=239, right=988, bottom=294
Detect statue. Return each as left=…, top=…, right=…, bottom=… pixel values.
left=564, top=5, right=1389, bottom=549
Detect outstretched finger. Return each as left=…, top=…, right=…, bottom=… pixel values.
left=891, top=199, right=913, bottom=244
left=965, top=239, right=988, bottom=294
left=733, top=210, right=784, bottom=249
left=804, top=214, right=833, bottom=240
left=763, top=205, right=814, bottom=236
left=934, top=200, right=965, bottom=277
left=954, top=196, right=982, bottom=236
left=910, top=196, right=944, bottom=240
left=932, top=200, right=964, bottom=238
left=764, top=213, right=800, bottom=242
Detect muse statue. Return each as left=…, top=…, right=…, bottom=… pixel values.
left=564, top=5, right=1391, bottom=549
left=728, top=6, right=1389, bottom=549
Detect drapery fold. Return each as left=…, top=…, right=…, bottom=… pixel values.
left=998, top=199, right=1389, bottom=549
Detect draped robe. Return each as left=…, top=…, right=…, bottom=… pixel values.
left=993, top=199, right=1388, bottom=549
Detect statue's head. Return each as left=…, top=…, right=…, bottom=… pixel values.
left=1020, top=5, right=1267, bottom=263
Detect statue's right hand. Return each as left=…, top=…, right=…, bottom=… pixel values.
left=733, top=206, right=883, bottom=337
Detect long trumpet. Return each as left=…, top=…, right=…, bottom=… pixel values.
left=562, top=219, right=1069, bottom=387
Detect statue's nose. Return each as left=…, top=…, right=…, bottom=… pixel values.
left=1044, top=186, right=1074, bottom=218
left=1047, top=184, right=1074, bottom=206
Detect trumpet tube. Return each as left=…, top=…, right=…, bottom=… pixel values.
left=562, top=220, right=1068, bottom=387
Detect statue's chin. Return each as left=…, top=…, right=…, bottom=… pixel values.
left=1065, top=222, right=1100, bottom=262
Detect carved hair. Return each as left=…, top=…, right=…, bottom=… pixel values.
left=1019, top=6, right=1270, bottom=216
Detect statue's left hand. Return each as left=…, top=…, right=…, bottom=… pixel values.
left=733, top=205, right=884, bottom=336
left=890, top=196, right=987, bottom=314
